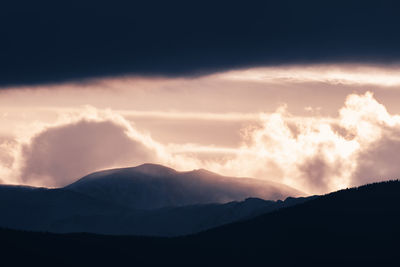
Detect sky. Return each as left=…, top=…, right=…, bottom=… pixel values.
left=1, top=1, right=400, bottom=194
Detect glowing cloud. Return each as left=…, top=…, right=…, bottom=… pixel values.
left=201, top=92, right=400, bottom=194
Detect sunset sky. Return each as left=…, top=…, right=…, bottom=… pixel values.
left=2, top=1, right=400, bottom=195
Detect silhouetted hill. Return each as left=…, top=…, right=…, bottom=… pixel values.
left=65, top=163, right=303, bottom=209
left=0, top=180, right=399, bottom=266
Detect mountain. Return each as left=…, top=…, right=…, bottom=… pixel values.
left=65, top=163, right=303, bottom=210
left=0, top=164, right=307, bottom=236
left=0, top=180, right=399, bottom=266
left=0, top=183, right=312, bottom=236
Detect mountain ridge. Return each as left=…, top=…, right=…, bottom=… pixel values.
left=65, top=163, right=303, bottom=210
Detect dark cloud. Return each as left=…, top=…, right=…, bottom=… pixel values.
left=352, top=129, right=400, bottom=186
left=1, top=0, right=400, bottom=86
left=297, top=154, right=344, bottom=193
left=20, top=120, right=156, bottom=187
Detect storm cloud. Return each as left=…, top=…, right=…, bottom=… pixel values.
left=1, top=0, right=400, bottom=86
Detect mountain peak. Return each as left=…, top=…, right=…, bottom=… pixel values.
left=132, top=163, right=177, bottom=176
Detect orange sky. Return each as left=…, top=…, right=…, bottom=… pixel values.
left=1, top=64, right=400, bottom=194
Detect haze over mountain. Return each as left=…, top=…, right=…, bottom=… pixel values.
left=65, top=163, right=303, bottom=209
left=1, top=180, right=399, bottom=266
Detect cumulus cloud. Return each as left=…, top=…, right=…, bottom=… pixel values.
left=0, top=107, right=166, bottom=187
left=20, top=120, right=157, bottom=187
left=200, top=92, right=400, bottom=194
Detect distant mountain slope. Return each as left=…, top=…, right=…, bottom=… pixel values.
left=48, top=196, right=313, bottom=236
left=0, top=181, right=399, bottom=266
left=65, top=163, right=303, bottom=210
left=0, top=183, right=312, bottom=236
left=0, top=185, right=125, bottom=232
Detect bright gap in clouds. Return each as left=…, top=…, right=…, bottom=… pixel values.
left=1, top=64, right=400, bottom=194
left=218, top=64, right=400, bottom=87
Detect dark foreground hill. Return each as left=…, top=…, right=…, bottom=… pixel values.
left=1, top=180, right=399, bottom=266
